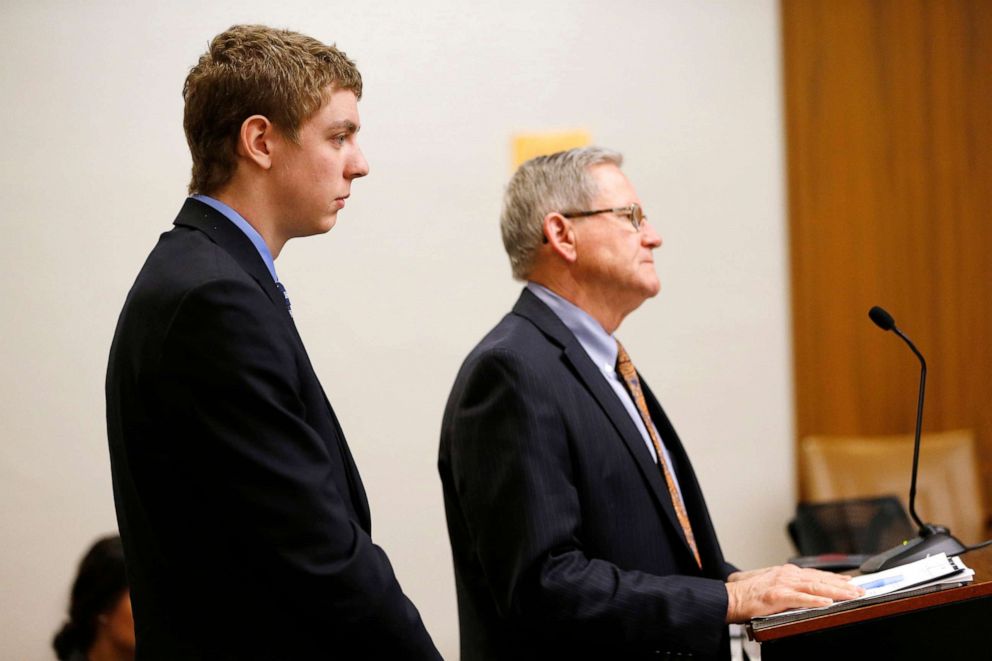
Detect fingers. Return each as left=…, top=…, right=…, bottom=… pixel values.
left=725, top=564, right=866, bottom=623
left=809, top=580, right=863, bottom=601
left=781, top=592, right=834, bottom=610
left=794, top=568, right=864, bottom=600
left=782, top=569, right=863, bottom=602
left=806, top=567, right=862, bottom=589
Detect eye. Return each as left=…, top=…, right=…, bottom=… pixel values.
left=331, top=134, right=347, bottom=146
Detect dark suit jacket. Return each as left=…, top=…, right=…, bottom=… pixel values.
left=106, top=199, right=439, bottom=660
left=439, top=289, right=737, bottom=660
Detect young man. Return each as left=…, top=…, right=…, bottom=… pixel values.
left=106, top=25, right=439, bottom=659
left=439, top=147, right=861, bottom=660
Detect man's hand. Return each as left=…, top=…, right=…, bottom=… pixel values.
left=724, top=564, right=865, bottom=623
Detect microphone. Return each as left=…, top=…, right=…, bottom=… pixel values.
left=868, top=306, right=895, bottom=331
left=859, top=306, right=966, bottom=572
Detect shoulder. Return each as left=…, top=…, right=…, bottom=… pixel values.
left=122, top=222, right=273, bottom=323
left=464, top=310, right=561, bottom=369
left=111, top=225, right=289, bottom=371
left=448, top=311, right=574, bottom=407
left=137, top=224, right=255, bottom=293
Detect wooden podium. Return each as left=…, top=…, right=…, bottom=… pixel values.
left=748, top=545, right=992, bottom=660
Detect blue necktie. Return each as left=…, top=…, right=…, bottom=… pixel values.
left=274, top=282, right=292, bottom=316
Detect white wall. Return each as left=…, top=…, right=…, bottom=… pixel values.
left=0, top=1, right=792, bottom=658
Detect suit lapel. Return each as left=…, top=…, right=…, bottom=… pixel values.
left=641, top=380, right=725, bottom=573
left=512, top=290, right=696, bottom=563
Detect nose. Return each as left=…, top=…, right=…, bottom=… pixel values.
left=641, top=218, right=662, bottom=248
left=347, top=144, right=369, bottom=180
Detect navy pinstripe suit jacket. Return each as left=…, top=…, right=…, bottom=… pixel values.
left=439, top=288, right=736, bottom=660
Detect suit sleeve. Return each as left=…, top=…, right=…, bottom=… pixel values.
left=154, top=278, right=440, bottom=659
left=445, top=348, right=729, bottom=656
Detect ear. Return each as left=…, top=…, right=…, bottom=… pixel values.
left=236, top=115, right=276, bottom=170
left=542, top=212, right=578, bottom=263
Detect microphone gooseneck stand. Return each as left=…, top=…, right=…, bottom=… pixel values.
left=859, top=306, right=966, bottom=573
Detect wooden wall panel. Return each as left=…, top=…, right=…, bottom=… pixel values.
left=782, top=0, right=992, bottom=537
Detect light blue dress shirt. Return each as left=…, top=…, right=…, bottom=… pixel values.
left=526, top=281, right=684, bottom=497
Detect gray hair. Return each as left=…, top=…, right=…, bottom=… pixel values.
left=500, top=146, right=624, bottom=280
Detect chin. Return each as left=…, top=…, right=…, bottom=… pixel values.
left=314, top=215, right=338, bottom=234
left=641, top=279, right=661, bottom=298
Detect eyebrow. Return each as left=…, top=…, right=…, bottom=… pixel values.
left=327, top=120, right=359, bottom=134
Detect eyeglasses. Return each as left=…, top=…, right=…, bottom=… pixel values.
left=561, top=203, right=646, bottom=231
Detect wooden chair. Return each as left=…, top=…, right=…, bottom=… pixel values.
left=799, top=429, right=987, bottom=544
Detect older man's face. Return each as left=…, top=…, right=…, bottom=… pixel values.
left=570, top=163, right=663, bottom=311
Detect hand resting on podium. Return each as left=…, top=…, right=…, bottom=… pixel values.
left=724, top=564, right=865, bottom=622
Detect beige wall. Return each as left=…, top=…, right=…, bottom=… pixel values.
left=0, top=1, right=790, bottom=658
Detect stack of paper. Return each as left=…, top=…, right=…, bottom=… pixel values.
left=751, top=553, right=973, bottom=629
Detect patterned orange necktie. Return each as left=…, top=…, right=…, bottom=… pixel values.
left=615, top=341, right=702, bottom=569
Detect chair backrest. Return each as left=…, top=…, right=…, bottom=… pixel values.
left=799, top=429, right=986, bottom=544
left=788, top=495, right=915, bottom=555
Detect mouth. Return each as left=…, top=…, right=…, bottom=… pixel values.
left=334, top=194, right=349, bottom=209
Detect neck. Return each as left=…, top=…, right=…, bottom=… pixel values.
left=528, top=270, right=632, bottom=335
left=209, top=182, right=286, bottom=259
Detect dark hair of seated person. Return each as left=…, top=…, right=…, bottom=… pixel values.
left=53, top=534, right=135, bottom=661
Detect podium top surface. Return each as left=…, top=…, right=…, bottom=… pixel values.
left=750, top=544, right=992, bottom=642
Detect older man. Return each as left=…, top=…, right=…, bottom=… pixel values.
left=106, top=25, right=438, bottom=659
left=438, top=147, right=860, bottom=660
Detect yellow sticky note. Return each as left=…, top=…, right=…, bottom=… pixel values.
left=511, top=130, right=592, bottom=169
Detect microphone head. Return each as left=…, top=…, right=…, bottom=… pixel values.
left=869, top=306, right=896, bottom=331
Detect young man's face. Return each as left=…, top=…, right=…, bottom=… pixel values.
left=270, top=86, right=369, bottom=239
